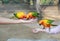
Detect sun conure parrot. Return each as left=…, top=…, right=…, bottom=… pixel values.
left=26, top=12, right=39, bottom=20
left=38, top=19, right=57, bottom=31
left=14, top=12, right=26, bottom=19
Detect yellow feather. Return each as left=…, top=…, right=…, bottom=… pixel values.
left=16, top=12, right=25, bottom=18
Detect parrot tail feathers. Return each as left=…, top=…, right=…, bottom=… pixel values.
left=51, top=24, right=58, bottom=26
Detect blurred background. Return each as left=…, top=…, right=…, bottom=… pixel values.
left=0, top=0, right=60, bottom=41
left=0, top=0, right=59, bottom=20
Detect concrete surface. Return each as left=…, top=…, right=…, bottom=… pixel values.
left=0, top=22, right=60, bottom=41
left=7, top=38, right=58, bottom=41
left=42, top=6, right=59, bottom=20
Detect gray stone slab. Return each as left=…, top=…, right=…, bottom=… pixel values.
left=7, top=38, right=58, bottom=41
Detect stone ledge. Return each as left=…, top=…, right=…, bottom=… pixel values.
left=42, top=6, right=59, bottom=20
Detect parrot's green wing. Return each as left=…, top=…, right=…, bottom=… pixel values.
left=32, top=12, right=38, bottom=17
left=47, top=19, right=54, bottom=24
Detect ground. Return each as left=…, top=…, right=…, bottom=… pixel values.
left=0, top=4, right=60, bottom=41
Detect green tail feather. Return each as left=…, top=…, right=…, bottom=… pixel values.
left=51, top=24, right=57, bottom=26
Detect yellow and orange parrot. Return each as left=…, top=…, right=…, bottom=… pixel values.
left=14, top=12, right=26, bottom=19
left=38, top=19, right=57, bottom=31
left=26, top=12, right=38, bottom=19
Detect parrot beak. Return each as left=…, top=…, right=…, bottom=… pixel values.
left=39, top=24, right=41, bottom=25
